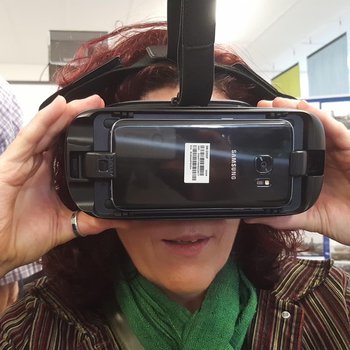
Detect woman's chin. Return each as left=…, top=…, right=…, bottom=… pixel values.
left=142, top=255, right=230, bottom=306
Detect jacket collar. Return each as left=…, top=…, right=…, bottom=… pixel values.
left=271, top=257, right=333, bottom=301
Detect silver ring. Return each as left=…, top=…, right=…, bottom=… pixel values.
left=71, top=211, right=84, bottom=238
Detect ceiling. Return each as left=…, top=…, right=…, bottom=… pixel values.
left=1, top=0, right=350, bottom=81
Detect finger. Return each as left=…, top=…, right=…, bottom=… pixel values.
left=5, top=95, right=104, bottom=162
left=260, top=97, right=350, bottom=150
left=257, top=100, right=273, bottom=107
left=295, top=100, right=350, bottom=150
left=3, top=96, right=65, bottom=162
left=58, top=209, right=130, bottom=244
left=34, top=95, right=105, bottom=153
left=243, top=213, right=305, bottom=231
left=267, top=97, right=300, bottom=109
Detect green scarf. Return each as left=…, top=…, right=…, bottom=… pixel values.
left=115, top=259, right=257, bottom=350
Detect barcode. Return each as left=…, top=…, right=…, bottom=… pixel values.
left=184, top=143, right=210, bottom=183
left=192, top=145, right=198, bottom=181
left=191, top=144, right=207, bottom=181
left=199, top=145, right=205, bottom=176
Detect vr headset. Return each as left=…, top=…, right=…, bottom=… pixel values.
left=40, top=0, right=325, bottom=219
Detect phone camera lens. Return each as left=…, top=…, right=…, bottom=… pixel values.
left=255, top=155, right=273, bottom=174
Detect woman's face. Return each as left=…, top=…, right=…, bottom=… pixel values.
left=117, top=219, right=240, bottom=308
left=115, top=87, right=240, bottom=310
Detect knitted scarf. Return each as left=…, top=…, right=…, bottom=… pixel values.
left=116, top=259, right=257, bottom=350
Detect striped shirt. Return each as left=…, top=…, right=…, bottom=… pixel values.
left=244, top=258, right=350, bottom=349
left=0, top=261, right=42, bottom=286
left=0, top=76, right=43, bottom=286
left=0, top=258, right=349, bottom=349
left=0, top=77, right=22, bottom=153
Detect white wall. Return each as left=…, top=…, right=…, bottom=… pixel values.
left=255, top=5, right=350, bottom=97
left=10, top=82, right=57, bottom=125
left=0, top=63, right=49, bottom=82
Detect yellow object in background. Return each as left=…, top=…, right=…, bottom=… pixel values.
left=272, top=64, right=301, bottom=98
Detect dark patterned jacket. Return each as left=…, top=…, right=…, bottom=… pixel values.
left=0, top=258, right=349, bottom=349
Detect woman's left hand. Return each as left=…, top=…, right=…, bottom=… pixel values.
left=244, top=97, right=350, bottom=246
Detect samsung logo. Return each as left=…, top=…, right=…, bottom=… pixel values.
left=231, top=149, right=237, bottom=180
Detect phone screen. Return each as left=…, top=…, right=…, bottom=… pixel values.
left=111, top=119, right=293, bottom=209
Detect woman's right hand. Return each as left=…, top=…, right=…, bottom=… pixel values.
left=0, top=95, right=121, bottom=277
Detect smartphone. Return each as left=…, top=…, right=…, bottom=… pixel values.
left=111, top=119, right=292, bottom=209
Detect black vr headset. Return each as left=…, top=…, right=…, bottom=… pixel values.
left=40, top=0, right=325, bottom=220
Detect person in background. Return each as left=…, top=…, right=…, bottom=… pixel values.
left=0, top=22, right=349, bottom=349
left=0, top=76, right=42, bottom=314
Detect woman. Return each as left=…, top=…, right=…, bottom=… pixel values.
left=0, top=22, right=349, bottom=349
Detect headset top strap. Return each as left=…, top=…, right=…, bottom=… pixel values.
left=167, top=0, right=216, bottom=106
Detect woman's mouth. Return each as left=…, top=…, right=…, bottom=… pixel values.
left=162, top=237, right=211, bottom=256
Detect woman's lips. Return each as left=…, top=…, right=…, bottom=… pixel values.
left=162, top=236, right=211, bottom=256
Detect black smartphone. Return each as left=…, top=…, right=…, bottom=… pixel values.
left=111, top=119, right=292, bottom=209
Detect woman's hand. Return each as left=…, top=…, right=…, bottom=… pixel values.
left=245, top=97, right=350, bottom=246
left=0, top=95, right=122, bottom=277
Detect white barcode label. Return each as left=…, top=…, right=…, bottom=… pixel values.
left=184, top=143, right=210, bottom=183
